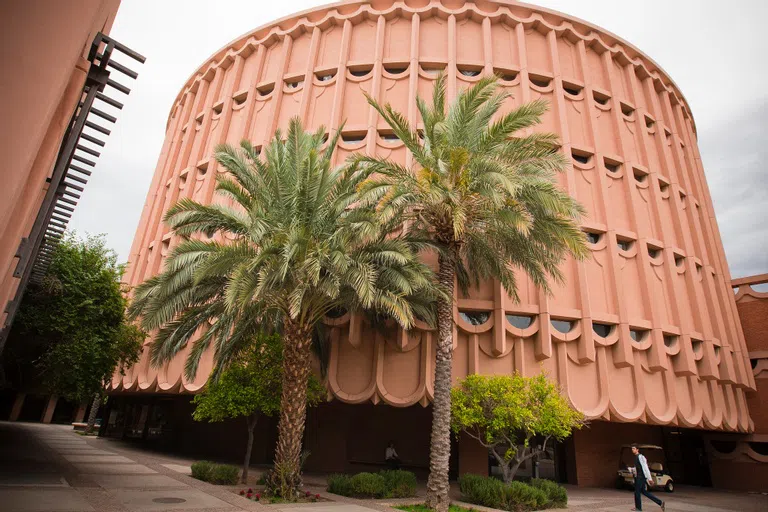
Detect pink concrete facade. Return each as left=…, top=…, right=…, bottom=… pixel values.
left=0, top=0, right=121, bottom=330
left=116, top=0, right=755, bottom=434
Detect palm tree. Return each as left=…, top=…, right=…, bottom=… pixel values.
left=128, top=118, right=438, bottom=499
left=355, top=74, right=589, bottom=511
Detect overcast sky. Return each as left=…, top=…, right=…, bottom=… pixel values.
left=69, top=0, right=768, bottom=279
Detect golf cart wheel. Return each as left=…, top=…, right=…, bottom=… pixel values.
left=665, top=481, right=674, bottom=493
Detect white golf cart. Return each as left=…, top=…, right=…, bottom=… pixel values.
left=616, top=444, right=674, bottom=493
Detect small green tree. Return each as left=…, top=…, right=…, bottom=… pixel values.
left=192, top=333, right=325, bottom=483
left=451, top=373, right=586, bottom=483
left=10, top=233, right=144, bottom=432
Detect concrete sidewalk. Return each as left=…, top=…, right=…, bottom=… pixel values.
left=1, top=422, right=765, bottom=512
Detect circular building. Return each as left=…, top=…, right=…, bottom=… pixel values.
left=114, top=0, right=756, bottom=487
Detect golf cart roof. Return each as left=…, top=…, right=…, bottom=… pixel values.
left=621, top=444, right=663, bottom=450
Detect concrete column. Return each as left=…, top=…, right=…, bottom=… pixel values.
left=9, top=392, right=25, bottom=421
left=458, top=431, right=489, bottom=477
left=74, top=401, right=88, bottom=423
left=41, top=395, right=58, bottom=423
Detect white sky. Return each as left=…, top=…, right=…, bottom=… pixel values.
left=69, top=0, right=768, bottom=278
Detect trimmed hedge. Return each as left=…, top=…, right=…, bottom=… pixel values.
left=459, top=474, right=567, bottom=511
left=327, top=470, right=417, bottom=499
left=190, top=461, right=239, bottom=485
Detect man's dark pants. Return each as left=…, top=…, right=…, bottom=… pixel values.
left=634, top=477, right=663, bottom=510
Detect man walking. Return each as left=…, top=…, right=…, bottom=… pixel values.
left=631, top=444, right=665, bottom=511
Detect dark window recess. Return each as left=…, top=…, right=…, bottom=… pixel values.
left=748, top=442, right=768, bottom=456
left=663, top=335, right=678, bottom=348
left=593, top=90, right=610, bottom=105
left=379, top=132, right=399, bottom=142
left=212, top=103, right=223, bottom=115
left=645, top=116, right=656, bottom=129
left=633, top=168, right=647, bottom=183
left=506, top=315, right=533, bottom=329
left=620, top=102, right=635, bottom=116
left=350, top=66, right=373, bottom=77
left=384, top=64, right=408, bottom=75
left=494, top=68, right=518, bottom=81
left=585, top=232, right=602, bottom=244
left=714, top=345, right=721, bottom=357
left=286, top=80, right=303, bottom=89
left=751, top=358, right=758, bottom=369
left=659, top=181, right=669, bottom=193
left=630, top=329, right=647, bottom=341
left=459, top=67, right=481, bottom=77
left=674, top=254, right=685, bottom=267
left=326, top=307, right=347, bottom=319
left=317, top=71, right=336, bottom=81
left=572, top=151, right=591, bottom=165
left=604, top=159, right=621, bottom=173
left=341, top=132, right=366, bottom=143
left=257, top=83, right=274, bottom=96
left=617, top=239, right=633, bottom=251
left=529, top=75, right=551, bottom=88
left=460, top=311, right=491, bottom=325
left=647, top=246, right=661, bottom=259
left=593, top=322, right=613, bottom=338
left=551, top=319, right=573, bottom=333
left=233, top=92, right=248, bottom=105
left=710, top=440, right=737, bottom=454
left=563, top=83, right=582, bottom=96
left=691, top=339, right=703, bottom=354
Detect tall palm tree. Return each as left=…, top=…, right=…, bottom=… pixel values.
left=128, top=118, right=438, bottom=499
left=355, top=74, right=589, bottom=511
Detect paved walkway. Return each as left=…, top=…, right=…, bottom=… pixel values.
left=0, top=422, right=765, bottom=512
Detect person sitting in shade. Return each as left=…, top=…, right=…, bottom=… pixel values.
left=385, top=441, right=401, bottom=470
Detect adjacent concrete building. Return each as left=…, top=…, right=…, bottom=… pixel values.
left=107, top=0, right=763, bottom=490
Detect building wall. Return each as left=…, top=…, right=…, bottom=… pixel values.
left=0, top=0, right=121, bottom=327
left=706, top=275, right=768, bottom=492
left=114, top=0, right=754, bottom=434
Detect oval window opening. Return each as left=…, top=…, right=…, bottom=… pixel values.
left=674, top=254, right=685, bottom=267
left=460, top=311, right=490, bottom=326
left=458, top=66, right=481, bottom=77
left=617, top=238, right=633, bottom=251
left=648, top=246, right=662, bottom=259
left=593, top=90, right=610, bottom=105
left=350, top=66, right=373, bottom=77
left=529, top=75, right=551, bottom=88
left=691, top=339, right=703, bottom=355
left=341, top=132, right=366, bottom=144
left=494, top=68, right=518, bottom=82
left=384, top=64, right=408, bottom=75
left=585, top=232, right=602, bottom=244
left=663, top=335, right=678, bottom=348
left=257, top=83, right=274, bottom=96
left=604, top=158, right=621, bottom=174
left=551, top=319, right=573, bottom=333
left=379, top=131, right=400, bottom=142
left=633, top=167, right=648, bottom=183
left=506, top=315, right=533, bottom=329
left=593, top=322, right=613, bottom=338
left=316, top=70, right=336, bottom=82
left=620, top=102, right=635, bottom=116
left=572, top=151, right=591, bottom=165
left=630, top=329, right=647, bottom=342
left=563, top=83, right=582, bottom=97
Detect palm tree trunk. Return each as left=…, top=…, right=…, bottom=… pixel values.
left=268, top=318, right=312, bottom=499
left=85, top=394, right=101, bottom=434
left=425, top=251, right=456, bottom=512
left=242, top=413, right=258, bottom=484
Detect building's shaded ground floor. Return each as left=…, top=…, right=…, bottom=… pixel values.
left=85, top=393, right=768, bottom=493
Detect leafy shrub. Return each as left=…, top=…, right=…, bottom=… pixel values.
left=327, top=474, right=353, bottom=496
left=349, top=472, right=387, bottom=498
left=459, top=474, right=566, bottom=511
left=380, top=470, right=417, bottom=498
left=191, top=461, right=239, bottom=485
left=210, top=464, right=239, bottom=485
left=530, top=478, right=567, bottom=507
left=459, top=473, right=507, bottom=508
left=328, top=470, right=416, bottom=498
left=191, top=461, right=215, bottom=482
left=507, top=481, right=548, bottom=510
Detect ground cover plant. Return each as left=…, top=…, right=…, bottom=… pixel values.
left=190, top=461, right=239, bottom=485
left=458, top=473, right=568, bottom=511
